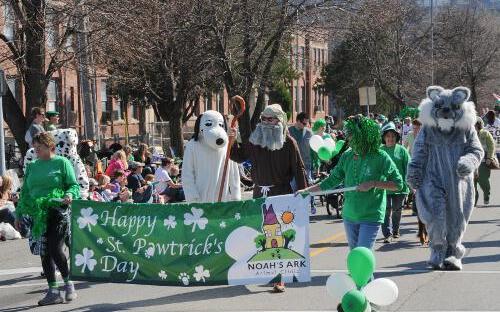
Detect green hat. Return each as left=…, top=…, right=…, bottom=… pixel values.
left=46, top=111, right=59, bottom=118
left=312, top=119, right=326, bottom=132
left=381, top=122, right=401, bottom=144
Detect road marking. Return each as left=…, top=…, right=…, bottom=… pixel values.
left=309, top=232, right=346, bottom=257
left=311, top=269, right=500, bottom=274
left=0, top=282, right=48, bottom=289
left=0, top=267, right=41, bottom=276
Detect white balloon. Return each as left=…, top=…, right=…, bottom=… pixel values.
left=326, top=273, right=356, bottom=305
left=362, top=278, right=399, bottom=306
left=364, top=302, right=372, bottom=312
left=309, top=135, right=324, bottom=152
left=324, top=137, right=336, bottom=150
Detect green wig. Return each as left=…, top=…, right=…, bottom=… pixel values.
left=312, top=119, right=327, bottom=133
left=343, top=115, right=381, bottom=155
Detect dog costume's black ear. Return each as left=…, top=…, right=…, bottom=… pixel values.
left=426, top=86, right=444, bottom=101
left=452, top=87, right=471, bottom=104
left=193, top=114, right=203, bottom=141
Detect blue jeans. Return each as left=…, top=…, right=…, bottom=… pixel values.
left=343, top=219, right=381, bottom=250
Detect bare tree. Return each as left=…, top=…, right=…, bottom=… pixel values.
left=92, top=0, right=218, bottom=156
left=434, top=2, right=500, bottom=109
left=0, top=0, right=111, bottom=152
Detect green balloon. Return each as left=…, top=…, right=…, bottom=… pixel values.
left=331, top=140, right=345, bottom=158
left=341, top=289, right=368, bottom=312
left=318, top=146, right=333, bottom=161
left=347, top=247, right=375, bottom=288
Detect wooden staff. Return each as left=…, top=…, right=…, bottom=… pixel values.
left=217, top=96, right=246, bottom=202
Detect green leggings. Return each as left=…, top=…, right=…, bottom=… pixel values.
left=474, top=163, right=491, bottom=205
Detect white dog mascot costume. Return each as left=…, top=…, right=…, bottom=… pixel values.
left=182, top=110, right=241, bottom=203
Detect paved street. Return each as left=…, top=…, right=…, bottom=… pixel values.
left=1, top=170, right=500, bottom=312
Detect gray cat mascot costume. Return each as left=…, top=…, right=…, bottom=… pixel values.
left=407, top=86, right=483, bottom=270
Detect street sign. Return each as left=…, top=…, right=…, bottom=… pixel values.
left=359, top=86, right=376, bottom=106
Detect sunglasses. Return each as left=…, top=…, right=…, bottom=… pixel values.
left=261, top=116, right=279, bottom=122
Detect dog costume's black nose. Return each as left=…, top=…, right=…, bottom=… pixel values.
left=216, top=138, right=224, bottom=145
left=442, top=107, right=450, bottom=113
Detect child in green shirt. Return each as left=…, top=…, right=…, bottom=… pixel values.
left=298, top=116, right=403, bottom=250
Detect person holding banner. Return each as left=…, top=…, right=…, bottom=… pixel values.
left=230, top=103, right=307, bottom=292
left=297, top=115, right=403, bottom=250
left=14, top=132, right=80, bottom=306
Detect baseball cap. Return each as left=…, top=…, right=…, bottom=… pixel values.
left=129, top=161, right=145, bottom=169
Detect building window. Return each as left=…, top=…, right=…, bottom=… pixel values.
left=301, top=86, right=306, bottom=113
left=294, top=86, right=299, bottom=112
left=300, top=47, right=305, bottom=70
left=46, top=9, right=58, bottom=49
left=6, top=77, right=19, bottom=103
left=101, top=80, right=108, bottom=112
left=217, top=90, right=224, bottom=113
left=47, top=79, right=58, bottom=112
left=3, top=4, right=14, bottom=41
left=116, top=98, right=122, bottom=120
left=294, top=46, right=299, bottom=70
left=132, top=104, right=139, bottom=120
left=322, top=49, right=326, bottom=65
left=204, top=93, right=211, bottom=112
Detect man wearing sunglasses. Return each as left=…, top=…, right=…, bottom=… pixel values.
left=25, top=107, right=46, bottom=147
left=230, top=104, right=307, bottom=292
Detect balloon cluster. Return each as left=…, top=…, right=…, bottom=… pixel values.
left=326, top=247, right=398, bottom=312
left=310, top=135, right=345, bottom=161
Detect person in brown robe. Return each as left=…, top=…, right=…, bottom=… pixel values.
left=229, top=103, right=308, bottom=292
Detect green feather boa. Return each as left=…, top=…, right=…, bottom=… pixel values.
left=343, top=115, right=381, bottom=156
left=399, top=106, right=419, bottom=119
left=19, top=189, right=66, bottom=239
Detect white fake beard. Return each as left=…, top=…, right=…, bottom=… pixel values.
left=249, top=123, right=285, bottom=151
left=436, top=118, right=455, bottom=133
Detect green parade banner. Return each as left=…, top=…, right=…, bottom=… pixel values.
left=70, top=194, right=311, bottom=286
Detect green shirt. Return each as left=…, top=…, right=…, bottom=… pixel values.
left=45, top=123, right=57, bottom=131
left=319, top=149, right=403, bottom=223
left=380, top=144, right=410, bottom=194
left=16, top=155, right=80, bottom=218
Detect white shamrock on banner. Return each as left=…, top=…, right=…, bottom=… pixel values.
left=96, top=237, right=104, bottom=245
left=75, top=248, right=97, bottom=273
left=178, top=272, right=190, bottom=285
left=219, top=221, right=226, bottom=229
left=158, top=270, right=168, bottom=280
left=163, top=215, right=177, bottom=230
left=77, top=208, right=98, bottom=231
left=145, top=246, right=155, bottom=259
left=234, top=213, right=241, bottom=220
left=184, top=207, right=208, bottom=232
left=193, top=265, right=210, bottom=282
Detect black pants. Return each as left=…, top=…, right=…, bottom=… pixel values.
left=41, top=209, right=69, bottom=284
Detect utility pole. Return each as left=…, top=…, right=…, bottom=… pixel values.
left=0, top=70, right=6, bottom=175
left=75, top=4, right=95, bottom=140
left=430, top=0, right=435, bottom=85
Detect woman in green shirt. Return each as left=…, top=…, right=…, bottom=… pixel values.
left=380, top=122, right=411, bottom=243
left=298, top=116, right=403, bottom=250
left=15, top=132, right=80, bottom=306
